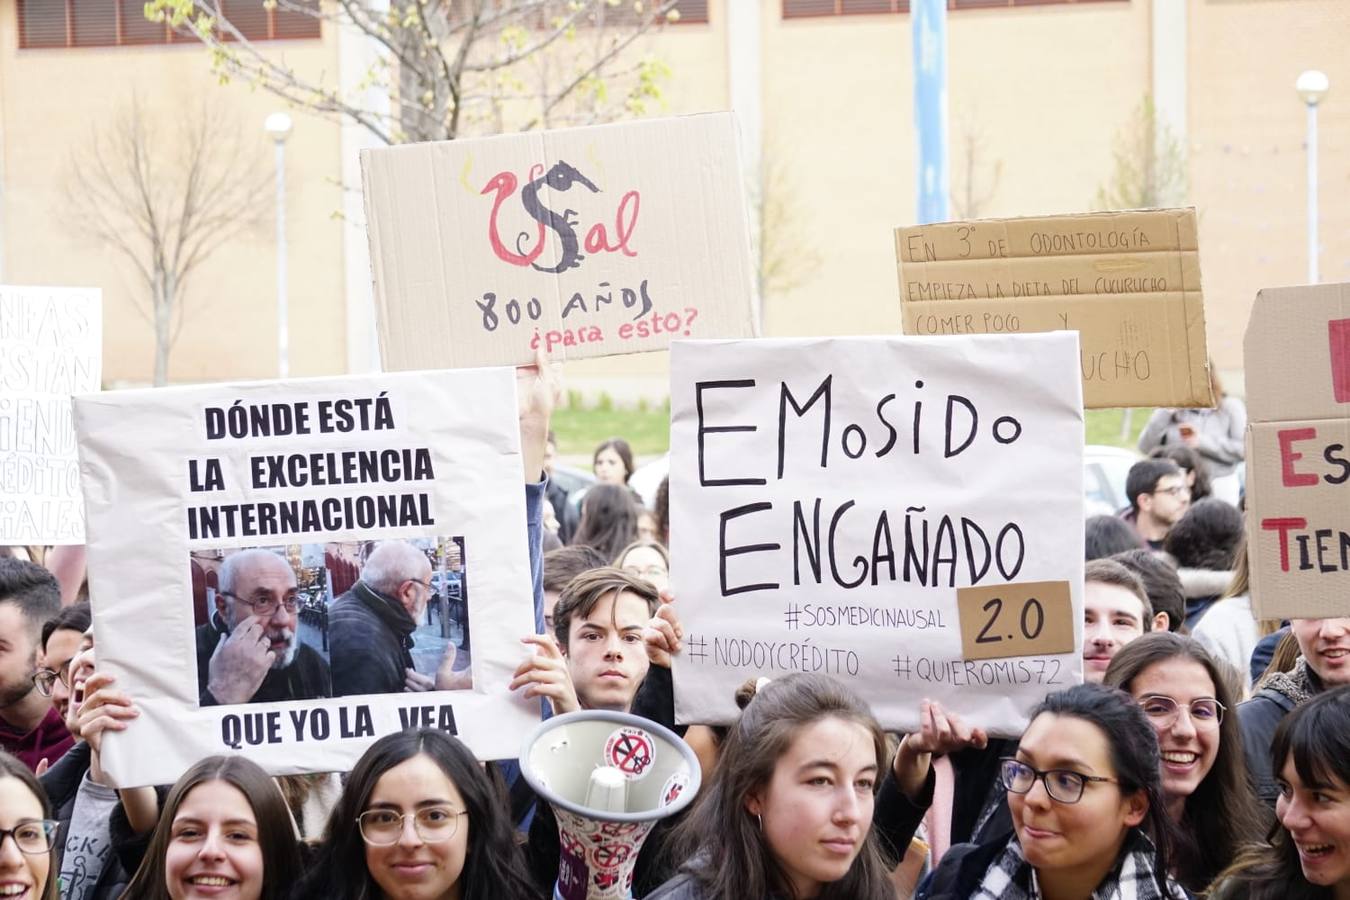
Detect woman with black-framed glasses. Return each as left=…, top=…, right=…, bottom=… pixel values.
left=916, top=683, right=1186, bottom=900
left=292, top=728, right=539, bottom=900
left=1105, top=631, right=1263, bottom=895
left=0, top=750, right=59, bottom=900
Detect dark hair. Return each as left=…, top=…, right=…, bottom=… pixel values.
left=1112, top=550, right=1185, bottom=633
left=665, top=673, right=894, bottom=900
left=653, top=475, right=670, bottom=547
left=592, top=437, right=635, bottom=483
left=542, top=545, right=608, bottom=595
left=1086, top=515, right=1143, bottom=560
left=296, top=729, right=538, bottom=900
left=572, top=483, right=640, bottom=563
left=40, top=600, right=91, bottom=653
left=1085, top=558, right=1153, bottom=623
left=0, top=751, right=58, bottom=900
left=1102, top=633, right=1263, bottom=892
left=1026, top=684, right=1182, bottom=898
left=1163, top=498, right=1244, bottom=572
left=1150, top=445, right=1213, bottom=502
left=1210, top=686, right=1350, bottom=900
left=552, top=566, right=659, bottom=652
left=0, top=558, right=61, bottom=641
left=122, top=756, right=299, bottom=900
left=1127, top=458, right=1182, bottom=513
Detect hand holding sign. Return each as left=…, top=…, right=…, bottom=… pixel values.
left=643, top=592, right=684, bottom=669
left=893, top=699, right=988, bottom=801
left=518, top=346, right=563, bottom=482
left=511, top=634, right=580, bottom=715
left=74, top=671, right=140, bottom=755
left=207, top=615, right=276, bottom=706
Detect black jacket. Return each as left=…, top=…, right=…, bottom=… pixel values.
left=915, top=834, right=1010, bottom=899
left=195, top=615, right=332, bottom=706
left=1238, top=683, right=1301, bottom=806
left=329, top=582, right=418, bottom=697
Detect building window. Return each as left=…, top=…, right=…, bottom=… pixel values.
left=18, top=0, right=322, bottom=49
left=588, top=0, right=710, bottom=26
left=782, top=0, right=1124, bottom=17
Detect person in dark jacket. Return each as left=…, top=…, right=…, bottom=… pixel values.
left=329, top=541, right=437, bottom=697
left=195, top=548, right=330, bottom=706
left=1239, top=616, right=1350, bottom=807
left=916, top=684, right=1185, bottom=900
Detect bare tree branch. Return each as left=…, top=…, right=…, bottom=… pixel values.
left=145, top=0, right=680, bottom=144
left=63, top=98, right=270, bottom=385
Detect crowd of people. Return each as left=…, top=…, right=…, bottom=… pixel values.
left=1, top=358, right=1347, bottom=900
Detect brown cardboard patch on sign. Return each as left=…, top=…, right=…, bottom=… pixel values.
left=956, top=580, right=1075, bottom=661
left=895, top=209, right=1212, bottom=409
left=361, top=113, right=757, bottom=371
left=1244, top=282, right=1350, bottom=620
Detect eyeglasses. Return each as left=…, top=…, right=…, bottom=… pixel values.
left=404, top=579, right=433, bottom=592
left=217, top=592, right=299, bottom=617
left=356, top=807, right=466, bottom=846
left=1138, top=694, right=1225, bottom=729
left=999, top=758, right=1117, bottom=804
left=32, top=667, right=69, bottom=697
left=0, top=820, right=59, bottom=854
left=1152, top=485, right=1190, bottom=498
left=624, top=566, right=668, bottom=579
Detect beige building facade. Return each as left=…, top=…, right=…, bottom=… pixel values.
left=1, top=0, right=1345, bottom=391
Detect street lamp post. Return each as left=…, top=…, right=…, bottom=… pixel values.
left=264, top=112, right=294, bottom=377
left=1296, top=70, right=1329, bottom=284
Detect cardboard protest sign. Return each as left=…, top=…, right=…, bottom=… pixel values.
left=74, top=369, right=536, bottom=787
left=1244, top=282, right=1350, bottom=619
left=895, top=208, right=1212, bottom=409
left=0, top=286, right=101, bottom=544
left=362, top=113, right=757, bottom=370
left=669, top=335, right=1085, bottom=736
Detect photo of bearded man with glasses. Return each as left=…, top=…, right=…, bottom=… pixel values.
left=195, top=548, right=332, bottom=707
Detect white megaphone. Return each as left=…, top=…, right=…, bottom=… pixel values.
left=520, top=710, right=702, bottom=900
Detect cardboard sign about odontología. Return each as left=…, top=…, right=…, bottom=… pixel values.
left=1245, top=282, right=1350, bottom=619
left=0, top=285, right=101, bottom=544
left=895, top=208, right=1213, bottom=409
left=669, top=334, right=1085, bottom=738
left=362, top=113, right=757, bottom=370
left=74, top=369, right=536, bottom=787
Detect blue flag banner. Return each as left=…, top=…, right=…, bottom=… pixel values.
left=913, top=0, right=949, bottom=224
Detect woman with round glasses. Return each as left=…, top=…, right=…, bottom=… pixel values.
left=122, top=755, right=299, bottom=900
left=1104, top=632, right=1263, bottom=893
left=0, top=750, right=59, bottom=900
left=293, top=728, right=538, bottom=900
left=917, top=683, right=1184, bottom=899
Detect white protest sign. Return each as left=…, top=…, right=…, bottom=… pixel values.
left=75, top=369, right=536, bottom=787
left=0, top=286, right=101, bottom=544
left=361, top=113, right=757, bottom=369
left=670, top=335, right=1085, bottom=737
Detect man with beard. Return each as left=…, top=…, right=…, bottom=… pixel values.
left=0, top=557, right=70, bottom=769
left=196, top=548, right=331, bottom=706
left=330, top=541, right=467, bottom=696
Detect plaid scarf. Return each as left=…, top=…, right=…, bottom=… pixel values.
left=970, top=831, right=1181, bottom=900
